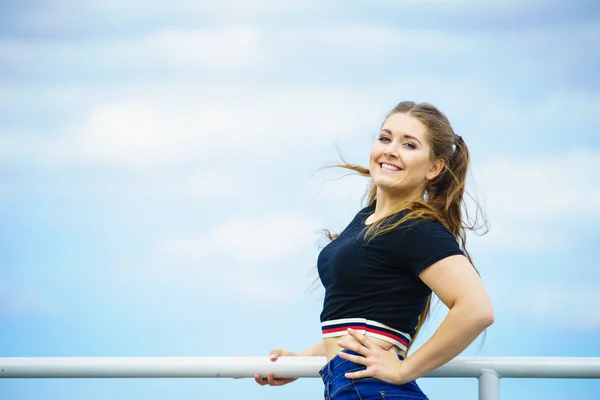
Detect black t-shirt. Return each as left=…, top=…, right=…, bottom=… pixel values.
left=318, top=203, right=464, bottom=335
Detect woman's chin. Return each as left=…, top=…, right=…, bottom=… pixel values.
left=374, top=181, right=405, bottom=193
left=373, top=179, right=421, bottom=198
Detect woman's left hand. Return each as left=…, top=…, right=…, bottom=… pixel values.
left=337, top=328, right=410, bottom=385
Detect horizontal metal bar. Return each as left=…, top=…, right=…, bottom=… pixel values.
left=1, top=356, right=600, bottom=379
left=431, top=357, right=600, bottom=379
left=0, top=357, right=322, bottom=379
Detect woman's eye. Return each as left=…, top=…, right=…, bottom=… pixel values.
left=378, top=136, right=391, bottom=142
left=404, top=143, right=416, bottom=149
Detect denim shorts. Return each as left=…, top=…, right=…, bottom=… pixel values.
left=318, top=349, right=428, bottom=400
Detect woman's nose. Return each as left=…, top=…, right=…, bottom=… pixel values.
left=383, top=148, right=399, bottom=158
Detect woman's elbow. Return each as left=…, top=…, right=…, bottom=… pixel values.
left=473, top=303, right=495, bottom=329
left=478, top=309, right=495, bottom=329
left=457, top=299, right=494, bottom=329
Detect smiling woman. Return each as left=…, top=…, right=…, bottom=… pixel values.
left=255, top=101, right=494, bottom=399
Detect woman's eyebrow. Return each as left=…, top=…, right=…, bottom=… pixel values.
left=380, top=129, right=422, bottom=145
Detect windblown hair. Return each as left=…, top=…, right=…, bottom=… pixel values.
left=320, top=101, right=487, bottom=350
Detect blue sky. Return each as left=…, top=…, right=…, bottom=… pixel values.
left=1, top=1, right=599, bottom=399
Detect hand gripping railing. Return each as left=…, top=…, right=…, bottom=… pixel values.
left=2, top=356, right=600, bottom=400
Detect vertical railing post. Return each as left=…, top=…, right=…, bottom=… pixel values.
left=478, top=369, right=500, bottom=400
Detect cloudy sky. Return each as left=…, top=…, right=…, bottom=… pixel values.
left=1, top=1, right=599, bottom=399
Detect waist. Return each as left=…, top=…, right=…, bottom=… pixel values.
left=321, top=318, right=411, bottom=351
left=323, top=334, right=406, bottom=361
left=321, top=318, right=412, bottom=352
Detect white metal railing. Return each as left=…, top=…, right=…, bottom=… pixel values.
left=2, top=356, right=600, bottom=400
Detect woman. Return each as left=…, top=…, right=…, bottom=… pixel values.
left=255, top=101, right=494, bottom=399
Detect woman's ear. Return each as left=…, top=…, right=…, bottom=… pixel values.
left=426, top=159, right=445, bottom=180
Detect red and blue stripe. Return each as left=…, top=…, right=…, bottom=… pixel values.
left=321, top=318, right=411, bottom=351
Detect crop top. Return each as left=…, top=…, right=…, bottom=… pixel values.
left=317, top=203, right=464, bottom=351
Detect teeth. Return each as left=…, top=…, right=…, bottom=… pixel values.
left=381, top=163, right=400, bottom=171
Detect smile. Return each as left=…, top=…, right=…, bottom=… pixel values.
left=379, top=163, right=402, bottom=172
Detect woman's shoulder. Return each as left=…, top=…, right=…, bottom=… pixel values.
left=389, top=215, right=463, bottom=274
left=390, top=214, right=456, bottom=242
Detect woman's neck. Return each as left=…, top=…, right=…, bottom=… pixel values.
left=372, top=187, right=424, bottom=219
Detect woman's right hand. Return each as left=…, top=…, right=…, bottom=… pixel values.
left=254, top=348, right=298, bottom=386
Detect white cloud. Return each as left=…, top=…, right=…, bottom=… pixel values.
left=1, top=16, right=598, bottom=248
left=157, top=212, right=321, bottom=300
left=160, top=212, right=318, bottom=263
left=162, top=169, right=260, bottom=201
left=0, top=83, right=387, bottom=170
left=480, top=149, right=600, bottom=221
left=465, top=149, right=600, bottom=252
left=473, top=223, right=565, bottom=252
left=0, top=26, right=266, bottom=71
left=17, top=0, right=319, bottom=26
left=275, top=23, right=599, bottom=66
left=379, top=0, right=546, bottom=6
left=143, top=0, right=315, bottom=14
left=0, top=133, right=65, bottom=166
left=278, top=25, right=482, bottom=58
left=528, top=284, right=600, bottom=329
left=413, top=280, right=600, bottom=348
left=128, top=27, right=265, bottom=70
left=373, top=0, right=574, bottom=14
left=497, top=283, right=600, bottom=330
left=12, top=0, right=566, bottom=32
left=54, top=168, right=259, bottom=202
left=4, top=20, right=596, bottom=82
left=57, top=85, right=383, bottom=167
left=0, top=82, right=386, bottom=205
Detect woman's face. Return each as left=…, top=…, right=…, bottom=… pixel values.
left=369, top=112, right=443, bottom=196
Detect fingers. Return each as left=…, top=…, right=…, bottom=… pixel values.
left=255, top=349, right=292, bottom=386
left=338, top=339, right=359, bottom=351
left=268, top=348, right=290, bottom=361
left=267, top=372, right=282, bottom=386
left=254, top=373, right=277, bottom=386
left=254, top=373, right=268, bottom=385
left=345, top=369, right=371, bottom=379
left=346, top=328, right=375, bottom=349
left=254, top=348, right=301, bottom=386
left=337, top=337, right=371, bottom=355
left=254, top=372, right=287, bottom=386
left=337, top=350, right=367, bottom=365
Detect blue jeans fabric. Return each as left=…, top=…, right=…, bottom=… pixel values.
left=319, top=350, right=428, bottom=400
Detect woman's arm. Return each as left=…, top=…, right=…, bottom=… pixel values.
left=255, top=339, right=325, bottom=386
left=399, top=254, right=494, bottom=382
left=297, top=339, right=326, bottom=357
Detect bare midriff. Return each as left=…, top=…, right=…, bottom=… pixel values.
left=324, top=335, right=407, bottom=362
